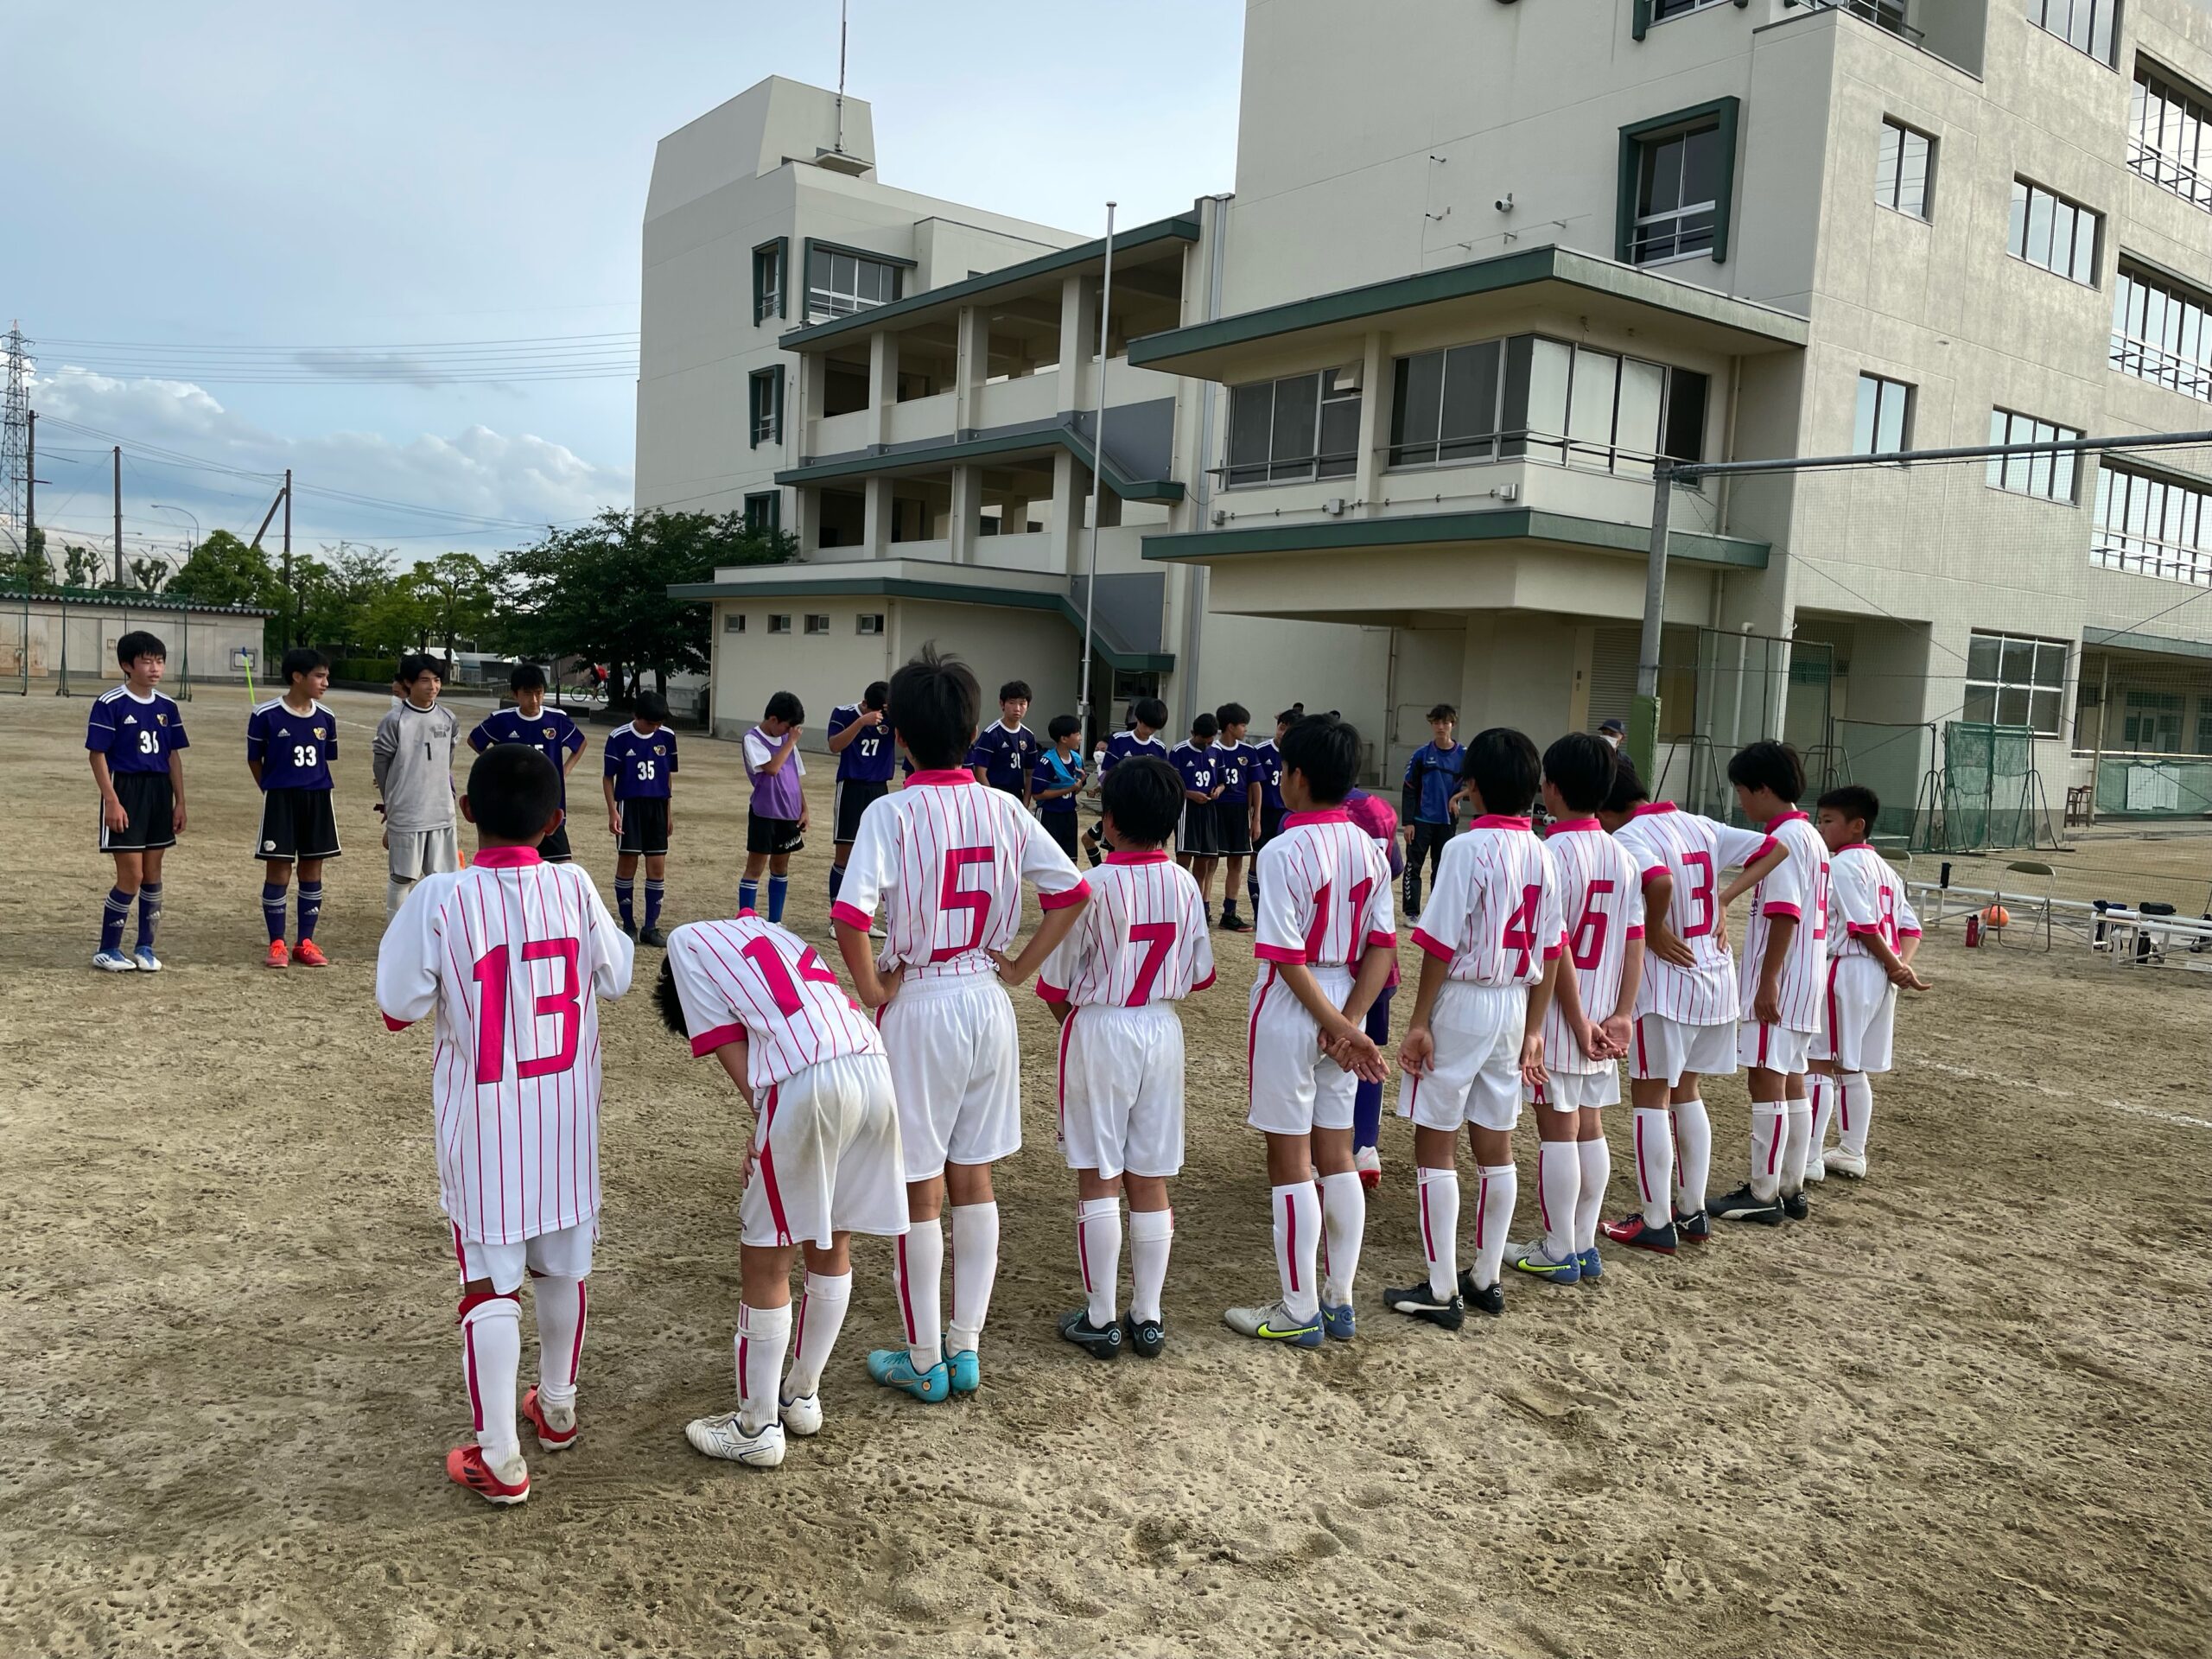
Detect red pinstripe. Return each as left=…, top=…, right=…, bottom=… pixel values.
left=1636, top=1116, right=1651, bottom=1204
left=895, top=1236, right=918, bottom=1342
left=1419, top=1179, right=1436, bottom=1264
left=567, top=1279, right=588, bottom=1388
left=756, top=1085, right=791, bottom=1245
left=1077, top=1215, right=1093, bottom=1292
left=1282, top=1192, right=1300, bottom=1293
left=463, top=1323, right=485, bottom=1432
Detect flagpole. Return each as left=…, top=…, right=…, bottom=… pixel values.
left=1076, top=200, right=1116, bottom=741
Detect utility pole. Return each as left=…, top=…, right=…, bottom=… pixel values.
left=113, top=445, right=124, bottom=590
left=282, top=466, right=293, bottom=650
left=1, top=324, right=30, bottom=558
left=25, top=409, right=35, bottom=558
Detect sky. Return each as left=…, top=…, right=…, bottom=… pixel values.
left=8, top=0, right=1244, bottom=565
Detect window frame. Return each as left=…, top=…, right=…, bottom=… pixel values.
left=752, top=238, right=788, bottom=326
left=802, top=240, right=907, bottom=325
left=804, top=613, right=831, bottom=636
left=1985, top=407, right=2085, bottom=503
left=1853, top=372, right=1914, bottom=458
left=1876, top=117, right=1936, bottom=219
left=2024, top=0, right=2121, bottom=68
left=2094, top=461, right=2212, bottom=586
left=1618, top=99, right=1741, bottom=267
left=766, top=614, right=792, bottom=636
left=1964, top=628, right=2069, bottom=737
left=856, top=613, right=885, bottom=636
left=1222, top=368, right=1362, bottom=488
left=2006, top=177, right=2103, bottom=285
left=742, top=491, right=781, bottom=535
left=2110, top=263, right=2212, bottom=401
left=2130, top=59, right=2212, bottom=215
left=748, top=366, right=785, bottom=449
left=722, top=612, right=747, bottom=635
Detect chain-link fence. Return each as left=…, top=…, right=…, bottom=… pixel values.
left=0, top=590, right=273, bottom=699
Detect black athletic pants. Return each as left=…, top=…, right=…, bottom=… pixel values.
left=1404, top=821, right=1449, bottom=913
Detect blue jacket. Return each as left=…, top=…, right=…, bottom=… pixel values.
left=1402, top=741, right=1464, bottom=825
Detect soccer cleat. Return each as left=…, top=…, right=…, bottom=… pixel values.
left=1122, top=1312, right=1166, bottom=1359
left=1223, top=1300, right=1324, bottom=1348
left=684, top=1412, right=786, bottom=1467
left=92, top=949, right=137, bottom=973
left=1320, top=1300, right=1357, bottom=1342
left=779, top=1391, right=823, bottom=1438
left=947, top=1349, right=981, bottom=1395
left=445, top=1444, right=530, bottom=1505
left=1599, top=1215, right=1679, bottom=1255
left=521, top=1387, right=578, bottom=1452
left=1220, top=910, right=1253, bottom=933
left=1780, top=1190, right=1810, bottom=1222
left=1058, top=1310, right=1124, bottom=1361
left=618, top=919, right=638, bottom=940
left=637, top=925, right=667, bottom=949
left=132, top=946, right=163, bottom=973
left=264, top=939, right=291, bottom=970
left=1675, top=1209, right=1713, bottom=1244
left=1577, top=1248, right=1603, bottom=1281
left=1459, top=1272, right=1506, bottom=1318
left=1711, top=1185, right=1785, bottom=1226
left=1354, top=1144, right=1382, bottom=1192
left=1510, top=1242, right=1581, bottom=1285
left=1804, top=1153, right=1827, bottom=1184
left=865, top=1348, right=951, bottom=1402
left=292, top=938, right=329, bottom=968
left=1383, top=1281, right=1465, bottom=1332
left=1823, top=1148, right=1868, bottom=1179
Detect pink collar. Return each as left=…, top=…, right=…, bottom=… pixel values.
left=1471, top=814, right=1531, bottom=831
left=1547, top=817, right=1603, bottom=835
left=472, top=845, right=543, bottom=868
left=1106, top=849, right=1172, bottom=865
left=1835, top=840, right=1874, bottom=853
left=1282, top=809, right=1351, bottom=828
left=908, top=768, right=976, bottom=787
left=1765, top=810, right=1810, bottom=830
left=1630, top=802, right=1677, bottom=817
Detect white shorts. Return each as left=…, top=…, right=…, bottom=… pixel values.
left=1527, top=1065, right=1621, bottom=1111
left=1397, top=979, right=1526, bottom=1133
left=1813, top=956, right=1897, bottom=1074
left=452, top=1220, right=593, bottom=1295
left=1738, top=1020, right=1814, bottom=1076
left=1057, top=1003, right=1185, bottom=1179
left=747, top=1052, right=910, bottom=1248
left=391, top=824, right=461, bottom=882
left=1630, top=1013, right=1738, bottom=1085
left=878, top=972, right=1020, bottom=1178
left=1247, top=963, right=1358, bottom=1136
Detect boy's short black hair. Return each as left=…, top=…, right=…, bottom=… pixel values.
left=466, top=743, right=562, bottom=842
left=1464, top=728, right=1541, bottom=817
left=652, top=954, right=689, bottom=1039
left=1275, top=701, right=1306, bottom=726
left=282, top=646, right=328, bottom=684
left=1101, top=755, right=1183, bottom=849
left=1281, top=713, right=1359, bottom=806
left=633, top=690, right=671, bottom=724
left=509, top=661, right=547, bottom=693
left=1192, top=711, right=1219, bottom=741
left=1727, top=739, right=1806, bottom=803
left=1817, top=783, right=1880, bottom=832
left=889, top=643, right=981, bottom=769
left=861, top=679, right=889, bottom=711
left=1047, top=714, right=1080, bottom=741
left=397, top=652, right=442, bottom=685
left=998, top=680, right=1032, bottom=705
left=1216, top=701, right=1249, bottom=728
left=1602, top=750, right=1651, bottom=816
left=116, top=630, right=167, bottom=666
left=765, top=690, right=804, bottom=725
left=1131, top=696, right=1169, bottom=732
left=1427, top=702, right=1458, bottom=724
left=1542, top=732, right=1617, bottom=815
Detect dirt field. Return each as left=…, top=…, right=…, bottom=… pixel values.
left=3, top=684, right=2209, bottom=1658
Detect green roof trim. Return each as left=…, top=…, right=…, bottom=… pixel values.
left=664, top=573, right=1174, bottom=672
left=2084, top=624, right=2212, bottom=664
left=779, top=213, right=1200, bottom=353
left=0, top=586, right=276, bottom=615
left=776, top=423, right=1185, bottom=503
left=1138, top=507, right=1768, bottom=569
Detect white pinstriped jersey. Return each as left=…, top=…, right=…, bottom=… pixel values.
left=1715, top=812, right=1829, bottom=1032
left=665, top=915, right=883, bottom=1092
left=1410, top=816, right=1563, bottom=987
left=1037, top=851, right=1217, bottom=1007
left=1254, top=809, right=1396, bottom=969
left=1827, top=844, right=1923, bottom=958
left=374, top=848, right=634, bottom=1246
left=832, top=769, right=1089, bottom=980
left=1614, top=804, right=1739, bottom=1026
left=1539, top=820, right=1645, bottom=1077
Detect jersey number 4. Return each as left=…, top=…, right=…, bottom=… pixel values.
left=472, top=939, right=582, bottom=1084
left=741, top=937, right=842, bottom=1015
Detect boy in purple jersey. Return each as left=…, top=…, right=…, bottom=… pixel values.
left=968, top=679, right=1039, bottom=804
left=86, top=630, right=189, bottom=972
left=1170, top=712, right=1225, bottom=919
left=1211, top=702, right=1256, bottom=933
left=602, top=690, right=677, bottom=945
left=740, top=691, right=808, bottom=923
left=826, top=680, right=894, bottom=906
left=247, top=646, right=340, bottom=969
left=1080, top=696, right=1169, bottom=868
left=1244, top=702, right=1301, bottom=914
left=469, top=664, right=586, bottom=863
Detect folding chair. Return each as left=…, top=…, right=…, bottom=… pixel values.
left=1996, top=861, right=2055, bottom=952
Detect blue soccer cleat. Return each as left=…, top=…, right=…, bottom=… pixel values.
left=947, top=1348, right=981, bottom=1395
left=1320, top=1300, right=1357, bottom=1342
left=1223, top=1300, right=1325, bottom=1348
left=1511, top=1241, right=1581, bottom=1285
left=132, top=946, right=164, bottom=973
left=92, top=949, right=137, bottom=973
left=1577, top=1248, right=1602, bottom=1282
left=865, top=1348, right=950, bottom=1402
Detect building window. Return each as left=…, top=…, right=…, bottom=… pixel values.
left=1651, top=0, right=1732, bottom=19
left=2006, top=179, right=2101, bottom=283
left=723, top=613, right=747, bottom=634
left=1830, top=0, right=1910, bottom=29
left=2122, top=689, right=2183, bottom=750
left=1986, top=408, right=2084, bottom=501
left=743, top=491, right=780, bottom=535
left=1624, top=111, right=1732, bottom=264
left=805, top=245, right=899, bottom=322
left=767, top=614, right=792, bottom=635
left=857, top=613, right=884, bottom=635
left=2131, top=61, right=2212, bottom=214
left=1965, top=630, right=2067, bottom=735
left=748, top=367, right=784, bottom=448
left=2024, top=0, right=2120, bottom=67
left=752, top=239, right=787, bottom=324
left=804, top=614, right=830, bottom=635
left=2094, top=463, right=2212, bottom=585
left=1853, top=373, right=1912, bottom=455
left=1876, top=118, right=1934, bottom=219
left=1389, top=335, right=1706, bottom=476
left=1224, top=369, right=1360, bottom=486
left=2111, top=264, right=2212, bottom=400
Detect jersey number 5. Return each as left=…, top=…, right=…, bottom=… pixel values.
left=933, top=846, right=994, bottom=963
left=473, top=938, right=582, bottom=1084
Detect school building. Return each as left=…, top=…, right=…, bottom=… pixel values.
left=640, top=1, right=2212, bottom=817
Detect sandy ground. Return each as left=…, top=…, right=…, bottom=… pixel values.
left=3, top=685, right=2209, bottom=1659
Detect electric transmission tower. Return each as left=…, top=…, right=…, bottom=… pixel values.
left=1, top=323, right=29, bottom=551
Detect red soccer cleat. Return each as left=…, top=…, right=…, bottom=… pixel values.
left=1599, top=1215, right=1679, bottom=1255
left=522, top=1386, right=579, bottom=1452
left=264, top=939, right=290, bottom=970
left=446, top=1444, right=530, bottom=1505
left=292, top=938, right=329, bottom=968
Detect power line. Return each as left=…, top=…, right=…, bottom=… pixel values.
left=37, top=329, right=641, bottom=352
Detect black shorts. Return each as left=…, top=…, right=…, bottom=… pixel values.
left=834, top=779, right=889, bottom=844
left=615, top=797, right=671, bottom=856
left=538, top=821, right=574, bottom=863
left=255, top=788, right=342, bottom=862
left=1179, top=798, right=1222, bottom=858
left=1042, top=810, right=1080, bottom=860
left=747, top=808, right=804, bottom=857
left=99, top=770, right=175, bottom=854
left=1255, top=804, right=1287, bottom=851
left=1214, top=798, right=1254, bottom=857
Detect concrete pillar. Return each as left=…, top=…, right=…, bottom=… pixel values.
left=1352, top=330, right=1389, bottom=506
left=955, top=306, right=988, bottom=431
left=863, top=476, right=893, bottom=559
left=1052, top=449, right=1084, bottom=576
left=791, top=486, right=817, bottom=558
left=950, top=465, right=984, bottom=564
left=868, top=331, right=899, bottom=447
left=797, top=352, right=824, bottom=441
left=1058, top=273, right=1096, bottom=413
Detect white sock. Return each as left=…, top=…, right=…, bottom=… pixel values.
left=1539, top=1141, right=1580, bottom=1261
left=783, top=1271, right=850, bottom=1399
left=1673, top=1097, right=1712, bottom=1216
left=734, top=1301, right=792, bottom=1435
left=1077, top=1198, right=1122, bottom=1328
left=386, top=878, right=414, bottom=918
left=1271, top=1181, right=1323, bottom=1321
left=1808, top=1073, right=1835, bottom=1160
left=531, top=1274, right=585, bottom=1411
left=1471, top=1163, right=1517, bottom=1291
left=896, top=1221, right=944, bottom=1373
left=1318, top=1169, right=1365, bottom=1306
left=461, top=1294, right=522, bottom=1465
left=1781, top=1097, right=1813, bottom=1193
left=1418, top=1166, right=1461, bottom=1300
left=1128, top=1207, right=1173, bottom=1325
left=1574, top=1137, right=1609, bottom=1252
left=1750, top=1104, right=1786, bottom=1201
left=1632, top=1108, right=1674, bottom=1229
left=946, top=1201, right=1000, bottom=1357
left=1839, top=1072, right=1874, bottom=1158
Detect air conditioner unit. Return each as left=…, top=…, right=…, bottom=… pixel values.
left=1491, top=483, right=1518, bottom=503
left=1325, top=497, right=1347, bottom=517
left=1211, top=508, right=1229, bottom=527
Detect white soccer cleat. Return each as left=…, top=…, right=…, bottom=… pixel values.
left=1823, top=1148, right=1868, bottom=1179
left=685, top=1412, right=786, bottom=1467
left=132, top=946, right=163, bottom=973
left=779, top=1391, right=823, bottom=1438
left=92, top=950, right=137, bottom=972
left=1803, top=1154, right=1827, bottom=1184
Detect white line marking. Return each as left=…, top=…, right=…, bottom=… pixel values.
left=1918, top=1058, right=2212, bottom=1131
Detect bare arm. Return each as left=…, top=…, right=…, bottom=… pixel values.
left=1397, top=951, right=1451, bottom=1076
left=1643, top=871, right=1694, bottom=968
left=168, top=752, right=186, bottom=833
left=996, top=894, right=1089, bottom=986
left=1719, top=843, right=1789, bottom=909
left=1753, top=914, right=1796, bottom=1026
left=1555, top=955, right=1599, bottom=1060
left=602, top=774, right=620, bottom=835
left=834, top=919, right=901, bottom=1009
left=1519, top=954, right=1559, bottom=1088
left=826, top=711, right=878, bottom=753
left=1863, top=931, right=1930, bottom=991
left=760, top=730, right=803, bottom=775
left=1602, top=933, right=1643, bottom=1058
left=92, top=753, right=127, bottom=832
left=1340, top=940, right=1398, bottom=1028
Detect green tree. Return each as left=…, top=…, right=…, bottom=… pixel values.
left=62, top=543, right=103, bottom=588
left=128, top=557, right=168, bottom=594
left=411, top=550, right=499, bottom=664
left=3, top=527, right=50, bottom=590
left=358, top=569, right=438, bottom=655
left=165, top=529, right=285, bottom=609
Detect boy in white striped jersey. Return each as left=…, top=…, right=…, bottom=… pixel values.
left=1038, top=756, right=1216, bottom=1361
left=375, top=746, right=635, bottom=1506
